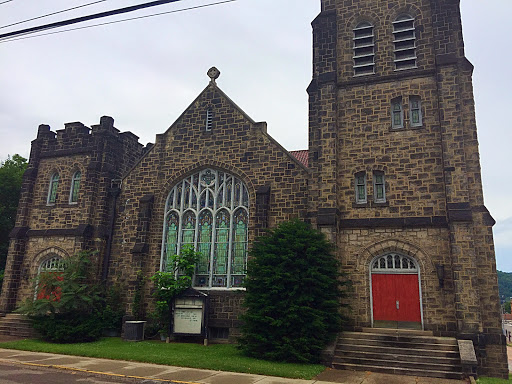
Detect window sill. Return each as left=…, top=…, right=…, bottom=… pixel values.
left=371, top=201, right=389, bottom=207
left=353, top=202, right=369, bottom=208
left=389, top=125, right=423, bottom=132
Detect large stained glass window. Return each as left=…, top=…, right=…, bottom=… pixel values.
left=161, top=169, right=249, bottom=289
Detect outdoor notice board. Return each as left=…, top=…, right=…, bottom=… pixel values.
left=172, top=288, right=208, bottom=337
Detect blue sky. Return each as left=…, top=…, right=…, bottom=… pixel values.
left=0, top=0, right=510, bottom=270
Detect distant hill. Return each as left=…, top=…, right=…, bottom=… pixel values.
left=497, top=270, right=512, bottom=303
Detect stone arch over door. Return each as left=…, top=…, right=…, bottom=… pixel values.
left=369, top=253, right=423, bottom=330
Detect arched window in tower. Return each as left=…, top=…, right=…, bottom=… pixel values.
left=69, top=171, right=81, bottom=204
left=162, top=168, right=249, bottom=289
left=47, top=172, right=59, bottom=204
left=353, top=21, right=375, bottom=76
left=393, top=15, right=417, bottom=70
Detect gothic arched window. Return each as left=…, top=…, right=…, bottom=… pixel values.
left=69, top=171, right=81, bottom=204
left=162, top=168, right=249, bottom=289
left=47, top=173, right=59, bottom=204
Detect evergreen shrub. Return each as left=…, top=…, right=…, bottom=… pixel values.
left=239, top=219, right=347, bottom=363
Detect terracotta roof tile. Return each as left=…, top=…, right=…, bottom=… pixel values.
left=289, top=150, right=308, bottom=168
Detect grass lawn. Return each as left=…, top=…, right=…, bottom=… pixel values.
left=477, top=374, right=512, bottom=383
left=0, top=338, right=325, bottom=380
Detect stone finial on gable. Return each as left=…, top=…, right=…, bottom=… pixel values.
left=207, top=67, right=220, bottom=83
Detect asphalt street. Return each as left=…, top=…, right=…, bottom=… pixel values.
left=0, top=361, right=174, bottom=384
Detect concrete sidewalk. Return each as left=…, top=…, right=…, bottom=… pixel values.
left=0, top=347, right=469, bottom=384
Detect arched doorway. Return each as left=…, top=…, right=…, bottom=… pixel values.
left=370, top=253, right=423, bottom=330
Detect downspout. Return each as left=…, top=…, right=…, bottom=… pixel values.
left=102, top=179, right=121, bottom=282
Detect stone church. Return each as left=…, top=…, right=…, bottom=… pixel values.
left=0, top=0, right=507, bottom=378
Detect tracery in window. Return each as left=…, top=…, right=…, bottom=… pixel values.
left=393, top=15, right=417, bottom=70
left=47, top=173, right=59, bottom=204
left=371, top=253, right=418, bottom=273
left=69, top=171, right=81, bottom=204
left=162, top=168, right=249, bottom=289
left=353, top=21, right=375, bottom=76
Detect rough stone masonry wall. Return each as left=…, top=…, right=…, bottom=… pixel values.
left=324, top=0, right=507, bottom=377
left=339, top=227, right=456, bottom=335
left=108, top=82, right=310, bottom=337
left=0, top=117, right=144, bottom=312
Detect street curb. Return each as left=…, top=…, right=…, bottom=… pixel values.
left=0, top=358, right=201, bottom=384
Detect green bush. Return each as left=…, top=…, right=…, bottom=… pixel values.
left=238, top=219, right=348, bottom=363
left=150, top=245, right=199, bottom=336
left=101, top=283, right=125, bottom=332
left=17, top=250, right=105, bottom=343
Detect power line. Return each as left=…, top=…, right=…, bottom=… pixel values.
left=1, top=0, right=110, bottom=30
left=0, top=0, right=189, bottom=40
left=0, top=0, right=13, bottom=5
left=0, top=0, right=236, bottom=44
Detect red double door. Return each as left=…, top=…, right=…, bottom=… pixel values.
left=372, top=273, right=421, bottom=327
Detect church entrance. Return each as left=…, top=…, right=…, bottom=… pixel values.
left=370, top=253, right=422, bottom=330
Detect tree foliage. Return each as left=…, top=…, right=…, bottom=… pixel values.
left=17, top=251, right=106, bottom=343
left=239, top=219, right=347, bottom=363
left=150, top=245, right=199, bottom=336
left=0, top=154, right=28, bottom=273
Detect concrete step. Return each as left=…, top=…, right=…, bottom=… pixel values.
left=0, top=313, right=38, bottom=338
left=337, top=339, right=459, bottom=353
left=332, top=330, right=463, bottom=379
left=336, top=342, right=459, bottom=358
left=332, top=362, right=464, bottom=380
left=334, top=349, right=461, bottom=365
left=345, top=330, right=457, bottom=345
left=361, top=327, right=434, bottom=336
left=333, top=355, right=462, bottom=372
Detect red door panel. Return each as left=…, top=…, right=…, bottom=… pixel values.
left=372, top=273, right=421, bottom=323
left=372, top=274, right=398, bottom=321
left=395, top=274, right=421, bottom=322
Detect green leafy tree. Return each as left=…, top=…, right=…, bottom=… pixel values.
left=17, top=250, right=106, bottom=343
left=150, top=245, right=199, bottom=336
left=0, top=154, right=28, bottom=276
left=239, top=219, right=348, bottom=363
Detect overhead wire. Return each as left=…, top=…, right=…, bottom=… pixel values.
left=0, top=0, right=13, bottom=5
left=0, top=0, right=236, bottom=44
left=1, top=0, right=110, bottom=30
left=0, top=0, right=189, bottom=40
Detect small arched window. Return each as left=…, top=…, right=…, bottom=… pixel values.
left=393, top=15, right=417, bottom=70
left=353, top=21, right=375, bottom=76
left=36, top=256, right=66, bottom=300
left=373, top=171, right=386, bottom=203
left=69, top=171, right=81, bottom=204
left=47, top=173, right=59, bottom=204
left=409, top=96, right=423, bottom=127
left=391, top=97, right=404, bottom=129
left=355, top=171, right=367, bottom=204
left=371, top=253, right=418, bottom=273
